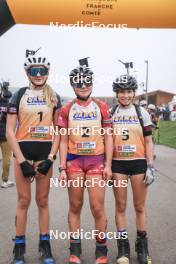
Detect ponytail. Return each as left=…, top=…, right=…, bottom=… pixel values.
left=43, top=84, right=58, bottom=108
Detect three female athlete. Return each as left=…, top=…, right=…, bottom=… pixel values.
left=6, top=56, right=61, bottom=264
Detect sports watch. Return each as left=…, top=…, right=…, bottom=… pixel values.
left=48, top=153, right=57, bottom=161
left=58, top=165, right=66, bottom=173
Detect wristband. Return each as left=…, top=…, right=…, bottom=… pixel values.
left=48, top=153, right=57, bottom=161
left=58, top=166, right=66, bottom=173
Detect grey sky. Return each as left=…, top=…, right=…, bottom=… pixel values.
left=0, top=25, right=176, bottom=97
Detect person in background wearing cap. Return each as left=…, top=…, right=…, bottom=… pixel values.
left=57, top=58, right=113, bottom=264
left=6, top=54, right=61, bottom=264
left=111, top=75, right=154, bottom=264
left=147, top=104, right=157, bottom=127
left=0, top=81, right=14, bottom=188
left=139, top=99, right=147, bottom=110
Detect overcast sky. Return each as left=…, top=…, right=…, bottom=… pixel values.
left=0, top=25, right=176, bottom=97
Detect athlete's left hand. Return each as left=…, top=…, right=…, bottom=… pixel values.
left=144, top=164, right=156, bottom=186
left=37, top=159, right=53, bottom=175
left=103, top=165, right=112, bottom=181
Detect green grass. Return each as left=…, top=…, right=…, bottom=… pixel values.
left=158, top=121, right=176, bottom=149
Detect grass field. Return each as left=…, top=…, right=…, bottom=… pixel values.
left=157, top=120, right=176, bottom=149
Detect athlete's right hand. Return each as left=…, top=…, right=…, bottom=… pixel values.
left=58, top=170, right=67, bottom=185
left=103, top=165, right=112, bottom=181
left=20, top=161, right=36, bottom=178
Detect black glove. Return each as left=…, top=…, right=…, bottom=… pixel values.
left=20, top=161, right=36, bottom=178
left=37, top=159, right=53, bottom=175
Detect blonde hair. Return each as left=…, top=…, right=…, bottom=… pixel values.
left=43, top=84, right=58, bottom=108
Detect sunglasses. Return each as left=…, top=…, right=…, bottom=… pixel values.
left=27, top=67, right=49, bottom=77
left=71, top=76, right=93, bottom=88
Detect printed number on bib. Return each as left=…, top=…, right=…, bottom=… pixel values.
left=38, top=111, right=43, bottom=122
left=122, top=129, right=129, bottom=141
left=82, top=127, right=90, bottom=138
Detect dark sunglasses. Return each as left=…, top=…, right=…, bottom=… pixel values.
left=72, top=76, right=93, bottom=88
left=27, top=67, right=49, bottom=77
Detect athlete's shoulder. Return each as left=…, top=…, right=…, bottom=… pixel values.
left=17, top=86, right=29, bottom=94
left=9, top=87, right=28, bottom=104
left=58, top=99, right=76, bottom=118
left=8, top=87, right=28, bottom=114
left=57, top=100, right=75, bottom=127
left=61, top=99, right=76, bottom=111
left=92, top=98, right=109, bottom=109
left=92, top=98, right=112, bottom=126
left=92, top=98, right=106, bottom=105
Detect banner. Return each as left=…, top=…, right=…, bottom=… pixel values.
left=0, top=0, right=176, bottom=36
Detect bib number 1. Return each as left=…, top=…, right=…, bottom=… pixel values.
left=37, top=111, right=43, bottom=122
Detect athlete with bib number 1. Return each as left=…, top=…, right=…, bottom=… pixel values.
left=111, top=75, right=155, bottom=264
left=6, top=53, right=61, bottom=264
left=57, top=58, right=113, bottom=264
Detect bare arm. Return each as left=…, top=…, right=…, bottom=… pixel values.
left=103, top=127, right=113, bottom=180
left=48, top=109, right=61, bottom=157
left=59, top=133, right=68, bottom=168
left=145, top=135, right=154, bottom=165
left=104, top=127, right=113, bottom=167
left=6, top=114, right=25, bottom=164
left=49, top=133, right=60, bottom=158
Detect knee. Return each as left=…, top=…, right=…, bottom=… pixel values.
left=36, top=196, right=48, bottom=208
left=69, top=201, right=83, bottom=214
left=134, top=203, right=145, bottom=214
left=116, top=202, right=126, bottom=214
left=18, top=196, right=31, bottom=210
left=91, top=203, right=104, bottom=218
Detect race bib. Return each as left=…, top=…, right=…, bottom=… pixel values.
left=116, top=145, right=136, bottom=158
left=29, top=126, right=49, bottom=138
left=76, top=141, right=96, bottom=154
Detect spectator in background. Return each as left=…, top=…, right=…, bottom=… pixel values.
left=139, top=99, right=147, bottom=109
left=147, top=104, right=157, bottom=127
left=0, top=82, right=14, bottom=188
left=163, top=104, right=170, bottom=120
left=170, top=104, right=176, bottom=121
